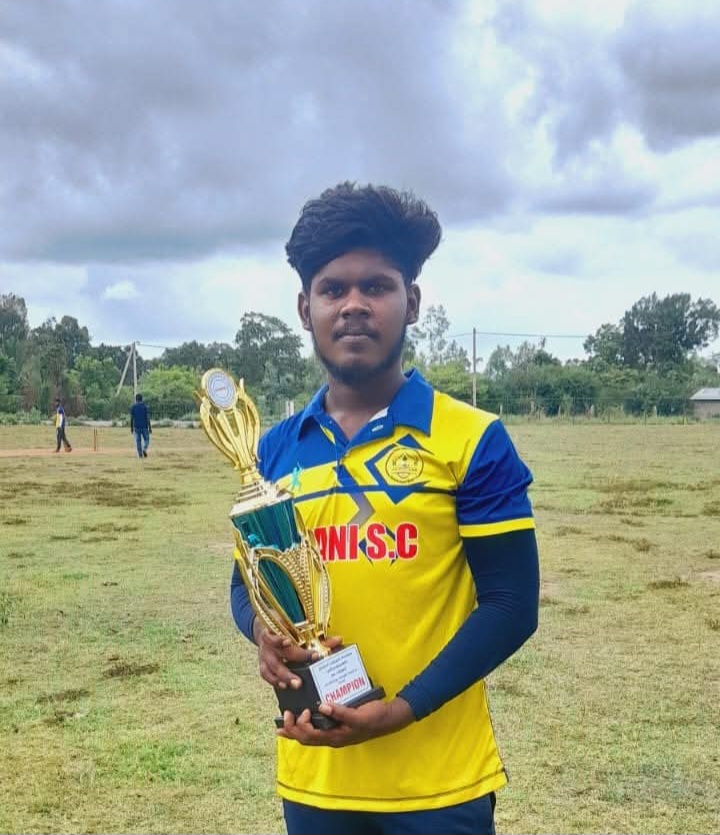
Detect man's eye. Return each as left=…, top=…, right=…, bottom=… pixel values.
left=323, top=284, right=342, bottom=297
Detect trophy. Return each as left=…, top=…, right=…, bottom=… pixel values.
left=195, top=368, right=384, bottom=729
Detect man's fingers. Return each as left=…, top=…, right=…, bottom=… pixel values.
left=296, top=708, right=313, bottom=726
left=318, top=701, right=356, bottom=725
left=259, top=631, right=289, bottom=649
left=260, top=634, right=312, bottom=660
left=284, top=648, right=315, bottom=665
left=259, top=653, right=303, bottom=689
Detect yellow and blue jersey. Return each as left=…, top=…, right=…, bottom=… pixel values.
left=257, top=369, right=534, bottom=812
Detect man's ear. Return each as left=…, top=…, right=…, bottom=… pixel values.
left=297, top=291, right=311, bottom=331
left=406, top=283, right=421, bottom=326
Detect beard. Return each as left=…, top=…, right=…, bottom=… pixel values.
left=311, top=324, right=407, bottom=386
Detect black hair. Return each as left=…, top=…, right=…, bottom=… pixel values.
left=285, top=182, right=442, bottom=291
left=135, top=393, right=143, bottom=402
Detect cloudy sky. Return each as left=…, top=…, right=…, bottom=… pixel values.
left=2, top=0, right=719, bottom=365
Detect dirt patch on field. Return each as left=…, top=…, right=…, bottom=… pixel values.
left=102, top=661, right=160, bottom=679
left=0, top=447, right=128, bottom=458
left=36, top=687, right=90, bottom=704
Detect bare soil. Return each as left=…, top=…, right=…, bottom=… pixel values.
left=0, top=447, right=128, bottom=458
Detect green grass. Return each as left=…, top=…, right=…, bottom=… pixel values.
left=1, top=424, right=719, bottom=833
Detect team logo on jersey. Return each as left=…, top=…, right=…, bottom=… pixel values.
left=384, top=448, right=424, bottom=483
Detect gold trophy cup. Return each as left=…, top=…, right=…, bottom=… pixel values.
left=195, top=368, right=384, bottom=728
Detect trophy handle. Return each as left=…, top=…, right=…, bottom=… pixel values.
left=233, top=531, right=331, bottom=654
left=194, top=374, right=262, bottom=483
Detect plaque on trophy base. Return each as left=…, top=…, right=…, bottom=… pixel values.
left=274, top=644, right=386, bottom=728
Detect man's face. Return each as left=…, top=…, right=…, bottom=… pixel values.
left=298, top=249, right=420, bottom=386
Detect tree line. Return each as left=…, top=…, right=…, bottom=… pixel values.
left=1, top=291, right=719, bottom=424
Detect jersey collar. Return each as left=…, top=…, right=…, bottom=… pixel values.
left=297, top=368, right=434, bottom=440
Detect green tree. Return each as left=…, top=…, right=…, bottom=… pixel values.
left=485, top=340, right=560, bottom=379
left=20, top=315, right=93, bottom=411
left=424, top=360, right=481, bottom=404
left=140, top=366, right=199, bottom=419
left=160, top=340, right=237, bottom=372
left=689, top=355, right=720, bottom=391
left=0, top=294, right=29, bottom=351
left=70, top=356, right=120, bottom=419
left=91, top=343, right=147, bottom=376
left=412, top=305, right=469, bottom=369
left=55, top=316, right=91, bottom=369
left=23, top=319, right=68, bottom=409
left=233, top=312, right=303, bottom=390
left=290, top=355, right=327, bottom=415
left=585, top=293, right=720, bottom=370
left=0, top=351, right=20, bottom=412
left=484, top=345, right=514, bottom=380
left=0, top=294, right=30, bottom=377
left=403, top=329, right=419, bottom=368
left=583, top=323, right=624, bottom=368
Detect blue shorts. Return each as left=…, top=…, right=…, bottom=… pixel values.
left=282, top=793, right=495, bottom=835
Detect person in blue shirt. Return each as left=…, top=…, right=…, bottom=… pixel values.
left=129, top=393, right=152, bottom=458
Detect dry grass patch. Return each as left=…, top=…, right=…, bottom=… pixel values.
left=2, top=423, right=719, bottom=834
left=36, top=688, right=91, bottom=704
left=555, top=524, right=583, bottom=536
left=647, top=577, right=691, bottom=590
left=102, top=661, right=161, bottom=679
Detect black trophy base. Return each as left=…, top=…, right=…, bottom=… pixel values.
left=273, top=657, right=385, bottom=729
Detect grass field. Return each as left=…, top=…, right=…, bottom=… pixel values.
left=1, top=423, right=719, bottom=834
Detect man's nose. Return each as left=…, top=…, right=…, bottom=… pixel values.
left=340, top=287, right=370, bottom=316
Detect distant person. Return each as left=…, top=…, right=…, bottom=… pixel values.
left=53, top=398, right=72, bottom=453
left=129, top=393, right=151, bottom=458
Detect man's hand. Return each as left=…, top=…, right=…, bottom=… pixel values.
left=277, top=696, right=415, bottom=748
left=254, top=620, right=342, bottom=690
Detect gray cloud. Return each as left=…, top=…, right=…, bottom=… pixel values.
left=494, top=0, right=720, bottom=161
left=1, top=0, right=517, bottom=263
left=491, top=0, right=626, bottom=161
left=615, top=1, right=720, bottom=149
left=9, top=0, right=720, bottom=268
left=534, top=175, right=657, bottom=214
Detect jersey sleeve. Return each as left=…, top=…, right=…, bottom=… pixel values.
left=455, top=418, right=534, bottom=538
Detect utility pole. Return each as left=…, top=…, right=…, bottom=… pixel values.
left=132, top=341, right=138, bottom=396
left=116, top=342, right=138, bottom=396
left=472, top=327, right=477, bottom=408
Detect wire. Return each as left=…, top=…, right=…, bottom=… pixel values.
left=136, top=342, right=175, bottom=350
left=447, top=330, right=587, bottom=340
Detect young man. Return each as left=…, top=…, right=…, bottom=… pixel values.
left=54, top=398, right=72, bottom=453
left=230, top=183, right=539, bottom=835
left=129, top=393, right=151, bottom=458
